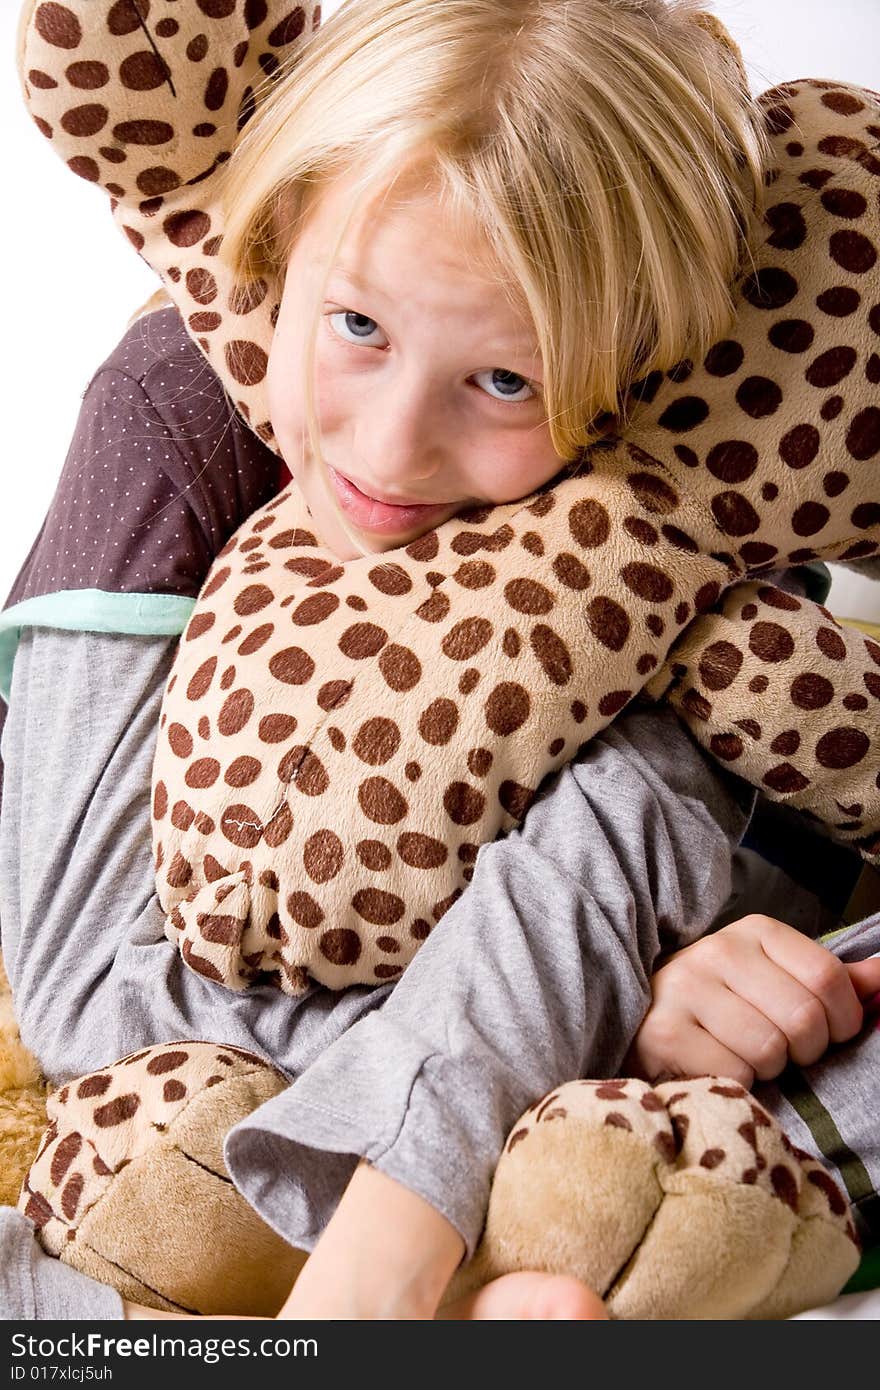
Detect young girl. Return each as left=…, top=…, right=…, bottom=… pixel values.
left=2, top=0, right=878, bottom=1321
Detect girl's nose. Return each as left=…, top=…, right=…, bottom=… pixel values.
left=355, top=373, right=446, bottom=494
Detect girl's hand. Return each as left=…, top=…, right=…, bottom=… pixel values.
left=627, top=914, right=880, bottom=1089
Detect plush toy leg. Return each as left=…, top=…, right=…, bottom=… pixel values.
left=18, top=1043, right=306, bottom=1316
left=442, top=1076, right=859, bottom=1320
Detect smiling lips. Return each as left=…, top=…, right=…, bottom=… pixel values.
left=327, top=466, right=452, bottom=532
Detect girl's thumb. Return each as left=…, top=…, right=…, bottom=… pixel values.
left=846, top=955, right=880, bottom=1007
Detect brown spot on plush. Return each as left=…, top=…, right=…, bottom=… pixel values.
left=444, top=782, right=486, bottom=825
left=816, top=626, right=847, bottom=661
left=734, top=722, right=761, bottom=745
left=742, top=265, right=798, bottom=310
left=171, top=801, right=195, bottom=831
left=443, top=618, right=493, bottom=660
left=598, top=690, right=632, bottom=717
left=700, top=1149, right=726, bottom=1169
left=352, top=888, right=405, bottom=925
left=605, top=1113, right=633, bottom=1131
left=621, top=562, right=674, bottom=603
left=771, top=730, right=801, bottom=756
left=397, top=832, right=448, bottom=869
left=498, top=781, right=535, bottom=818
left=25, top=1191, right=55, bottom=1229
left=220, top=804, right=263, bottom=848
left=790, top=672, right=834, bottom=710
left=94, top=1094, right=140, bottom=1128
left=419, top=699, right=459, bottom=745
left=816, top=727, right=870, bottom=769
left=287, top=891, right=324, bottom=931
left=846, top=407, right=880, bottom=461
left=829, top=229, right=877, bottom=275
left=682, top=689, right=712, bottom=721
left=359, top=777, right=409, bottom=825
left=163, top=1080, right=187, bottom=1103
left=587, top=597, right=630, bottom=652
left=530, top=625, right=573, bottom=685
left=186, top=756, right=221, bottom=789
left=654, top=1132, right=678, bottom=1162
left=75, top=1067, right=114, bottom=1100
left=484, top=682, right=530, bottom=736
left=60, top=1174, right=84, bottom=1221
left=319, top=928, right=361, bottom=966
left=303, top=830, right=344, bottom=883
left=146, top=1051, right=188, bottom=1075
left=763, top=763, right=811, bottom=793
left=712, top=491, right=761, bottom=536
left=771, top=1164, right=799, bottom=1210
left=807, top=1167, right=848, bottom=1216
left=595, top=1083, right=628, bottom=1101
left=165, top=852, right=193, bottom=889
left=699, top=641, right=743, bottom=691
left=627, top=473, right=679, bottom=514
left=218, top=689, right=255, bottom=735
left=258, top=713, right=298, bottom=743
left=569, top=498, right=611, bottom=548
left=50, top=1133, right=83, bottom=1187
left=750, top=621, right=795, bottom=663
left=187, top=658, right=217, bottom=700
left=709, top=734, right=743, bottom=761
left=36, top=3, right=82, bottom=48
left=507, top=1128, right=529, bottom=1152
left=269, top=647, right=315, bottom=685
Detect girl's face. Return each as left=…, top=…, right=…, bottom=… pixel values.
left=267, top=166, right=566, bottom=560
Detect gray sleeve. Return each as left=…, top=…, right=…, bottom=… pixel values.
left=0, top=1210, right=123, bottom=1320
left=0, top=627, right=390, bottom=1087
left=225, top=703, right=756, bottom=1258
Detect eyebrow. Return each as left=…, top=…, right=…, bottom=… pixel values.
left=326, top=264, right=542, bottom=367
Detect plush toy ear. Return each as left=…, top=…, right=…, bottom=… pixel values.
left=18, top=0, right=322, bottom=449
left=690, top=10, right=750, bottom=92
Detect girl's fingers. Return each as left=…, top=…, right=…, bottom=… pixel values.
left=757, top=921, right=863, bottom=1046
left=642, top=1011, right=756, bottom=1089
left=690, top=978, right=791, bottom=1079
left=713, top=952, right=831, bottom=1067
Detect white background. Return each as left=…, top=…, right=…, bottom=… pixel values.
left=1, top=0, right=877, bottom=618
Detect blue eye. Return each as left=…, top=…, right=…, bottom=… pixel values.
left=325, top=309, right=538, bottom=404
left=329, top=310, right=386, bottom=345
left=472, top=368, right=535, bottom=404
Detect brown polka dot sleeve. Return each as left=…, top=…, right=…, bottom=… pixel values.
left=0, top=307, right=284, bottom=807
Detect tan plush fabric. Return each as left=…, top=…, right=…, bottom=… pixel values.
left=440, top=1075, right=860, bottom=1320
left=0, top=956, right=47, bottom=1208
left=18, top=1040, right=306, bottom=1316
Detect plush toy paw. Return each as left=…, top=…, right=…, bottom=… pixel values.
left=18, top=1041, right=305, bottom=1316
left=443, top=1076, right=860, bottom=1320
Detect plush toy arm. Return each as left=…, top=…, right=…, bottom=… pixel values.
left=18, top=0, right=317, bottom=192
left=646, top=583, right=880, bottom=863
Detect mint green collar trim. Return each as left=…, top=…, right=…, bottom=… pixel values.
left=0, top=589, right=195, bottom=703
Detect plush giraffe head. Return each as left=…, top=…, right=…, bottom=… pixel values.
left=19, top=1, right=880, bottom=993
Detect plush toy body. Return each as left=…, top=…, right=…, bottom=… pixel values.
left=10, top=0, right=879, bottom=1316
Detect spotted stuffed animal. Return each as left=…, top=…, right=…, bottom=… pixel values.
left=19, top=0, right=880, bottom=992
left=14, top=0, right=877, bottom=1317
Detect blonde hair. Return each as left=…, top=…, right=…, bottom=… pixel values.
left=221, top=0, right=773, bottom=556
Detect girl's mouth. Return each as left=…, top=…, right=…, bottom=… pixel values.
left=327, top=467, right=452, bottom=533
